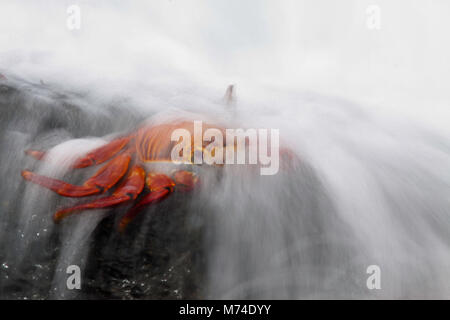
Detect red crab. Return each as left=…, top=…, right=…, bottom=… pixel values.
left=22, top=119, right=227, bottom=232
left=22, top=112, right=298, bottom=231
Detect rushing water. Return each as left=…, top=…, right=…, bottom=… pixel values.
left=1, top=1, right=450, bottom=299
left=0, top=75, right=449, bottom=299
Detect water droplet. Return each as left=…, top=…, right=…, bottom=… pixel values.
left=1, top=262, right=9, bottom=269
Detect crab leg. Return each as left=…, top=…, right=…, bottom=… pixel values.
left=25, top=150, right=46, bottom=160
left=118, top=171, right=199, bottom=232
left=21, top=151, right=132, bottom=197
left=25, top=135, right=133, bottom=169
left=54, top=165, right=146, bottom=222
left=118, top=173, right=175, bottom=232
left=118, top=189, right=170, bottom=232
left=72, top=136, right=133, bottom=168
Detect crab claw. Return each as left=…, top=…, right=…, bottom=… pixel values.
left=117, top=173, right=175, bottom=232
left=117, top=171, right=200, bottom=232
left=118, top=188, right=170, bottom=232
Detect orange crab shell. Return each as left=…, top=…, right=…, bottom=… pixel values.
left=135, top=120, right=226, bottom=163
left=22, top=117, right=299, bottom=231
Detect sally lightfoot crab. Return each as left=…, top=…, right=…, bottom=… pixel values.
left=22, top=112, right=298, bottom=232
left=21, top=120, right=223, bottom=232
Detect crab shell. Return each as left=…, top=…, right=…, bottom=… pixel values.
left=21, top=119, right=228, bottom=231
